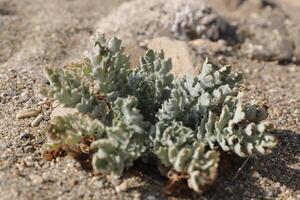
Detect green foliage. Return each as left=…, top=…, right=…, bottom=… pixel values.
left=43, top=34, right=277, bottom=193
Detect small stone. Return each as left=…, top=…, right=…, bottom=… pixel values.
left=19, top=91, right=30, bottom=103
left=24, top=156, right=34, bottom=167
left=68, top=179, right=79, bottom=186
left=1, top=90, right=16, bottom=97
left=43, top=115, right=50, bottom=121
left=42, top=172, right=51, bottom=182
left=16, top=107, right=42, bottom=119
left=133, top=193, right=142, bottom=200
left=265, top=190, right=275, bottom=198
left=19, top=132, right=33, bottom=140
left=42, top=77, right=50, bottom=85
left=37, top=97, right=48, bottom=106
left=94, top=178, right=106, bottom=188
left=29, top=174, right=43, bottom=184
left=146, top=195, right=157, bottom=200
left=115, top=181, right=128, bottom=193
left=31, top=114, right=43, bottom=127
left=189, top=39, right=224, bottom=53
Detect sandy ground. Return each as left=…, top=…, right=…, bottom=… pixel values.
left=0, top=0, right=299, bottom=199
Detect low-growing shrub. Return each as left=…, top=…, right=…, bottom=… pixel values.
left=42, top=34, right=277, bottom=193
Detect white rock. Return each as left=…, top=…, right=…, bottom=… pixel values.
left=115, top=181, right=129, bottom=193
left=16, top=107, right=42, bottom=119
left=29, top=174, right=43, bottom=184
left=31, top=114, right=43, bottom=127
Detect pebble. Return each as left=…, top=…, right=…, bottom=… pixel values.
left=110, top=175, right=122, bottom=185
left=42, top=172, right=52, bottom=182
left=16, top=107, right=42, bottom=119
left=95, top=178, right=106, bottom=188
left=31, top=114, right=43, bottom=127
left=19, top=91, right=30, bottom=103
left=43, top=115, right=50, bottom=121
left=1, top=90, right=16, bottom=97
left=43, top=78, right=50, bottom=85
left=146, top=195, right=157, bottom=200
left=265, top=190, right=275, bottom=198
left=24, top=156, right=34, bottom=167
left=29, top=174, right=43, bottom=184
left=133, top=193, right=142, bottom=200
left=19, top=132, right=33, bottom=140
left=37, top=97, right=48, bottom=106
left=115, top=181, right=129, bottom=193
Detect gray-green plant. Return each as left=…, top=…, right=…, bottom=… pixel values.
left=43, top=34, right=277, bottom=193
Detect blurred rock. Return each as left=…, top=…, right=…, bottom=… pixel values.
left=122, top=39, right=145, bottom=68
left=207, top=0, right=246, bottom=11
left=286, top=21, right=300, bottom=63
left=19, top=132, right=33, bottom=140
left=96, top=0, right=231, bottom=42
left=189, top=39, right=227, bottom=54
left=31, top=114, right=43, bottom=127
left=16, top=107, right=42, bottom=119
left=241, top=8, right=294, bottom=62
left=147, top=37, right=199, bottom=75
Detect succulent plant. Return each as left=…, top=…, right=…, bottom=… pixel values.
left=43, top=34, right=277, bottom=193
left=152, top=122, right=220, bottom=193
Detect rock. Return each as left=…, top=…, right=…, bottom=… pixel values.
left=19, top=132, right=33, bottom=140
left=1, top=90, right=16, bottom=98
left=240, top=8, right=294, bottom=62
left=133, top=193, right=142, bottom=200
left=146, top=195, right=157, bottom=200
left=50, top=104, right=78, bottom=119
left=31, top=114, right=43, bottom=127
left=286, top=21, right=300, bottom=63
left=43, top=115, right=50, bottom=121
left=115, top=181, right=129, bottom=193
left=110, top=175, right=122, bottom=185
left=16, top=107, right=42, bottom=119
left=96, top=0, right=230, bottom=42
left=189, top=39, right=227, bottom=56
left=190, top=38, right=225, bottom=48
left=206, top=0, right=245, bottom=11
left=168, top=2, right=227, bottom=41
left=122, top=39, right=145, bottom=68
left=188, top=39, right=231, bottom=68
left=29, top=174, right=43, bottom=184
left=147, top=37, right=199, bottom=75
left=19, top=90, right=30, bottom=103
